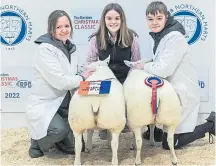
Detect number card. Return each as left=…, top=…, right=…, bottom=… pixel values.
left=78, top=81, right=111, bottom=95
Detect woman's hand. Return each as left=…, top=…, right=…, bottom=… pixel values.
left=80, top=68, right=96, bottom=80
left=133, top=62, right=144, bottom=69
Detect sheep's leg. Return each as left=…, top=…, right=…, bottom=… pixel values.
left=73, top=132, right=82, bottom=166
left=130, top=132, right=136, bottom=150
left=107, top=130, right=112, bottom=148
left=111, top=131, right=120, bottom=166
left=149, top=124, right=156, bottom=146
left=128, top=124, right=136, bottom=150
left=86, top=129, right=94, bottom=153
left=133, top=127, right=142, bottom=165
left=167, top=126, right=178, bottom=165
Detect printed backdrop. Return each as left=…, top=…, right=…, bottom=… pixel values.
left=0, top=0, right=215, bottom=114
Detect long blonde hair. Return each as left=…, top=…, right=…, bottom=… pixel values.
left=92, top=3, right=137, bottom=50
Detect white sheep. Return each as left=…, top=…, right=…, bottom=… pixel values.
left=68, top=56, right=126, bottom=166
left=123, top=60, right=181, bottom=165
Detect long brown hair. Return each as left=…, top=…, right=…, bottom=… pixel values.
left=92, top=3, right=137, bottom=50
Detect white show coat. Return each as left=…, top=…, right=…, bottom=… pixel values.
left=144, top=31, right=200, bottom=134
left=26, top=43, right=83, bottom=139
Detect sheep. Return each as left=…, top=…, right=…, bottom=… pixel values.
left=123, top=60, right=181, bottom=165
left=68, top=56, right=126, bottom=165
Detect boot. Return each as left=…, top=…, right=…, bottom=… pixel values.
left=162, top=115, right=215, bottom=150
left=29, top=139, right=44, bottom=158
left=206, top=111, right=215, bottom=143
left=142, top=125, right=163, bottom=142
left=55, top=130, right=85, bottom=154
left=206, top=112, right=215, bottom=135
left=162, top=133, right=182, bottom=150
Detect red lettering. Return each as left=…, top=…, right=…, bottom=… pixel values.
left=73, top=20, right=100, bottom=25
left=1, top=77, right=18, bottom=81
left=0, top=82, right=12, bottom=86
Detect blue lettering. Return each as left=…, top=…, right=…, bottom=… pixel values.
left=198, top=81, right=205, bottom=88
left=16, top=80, right=32, bottom=88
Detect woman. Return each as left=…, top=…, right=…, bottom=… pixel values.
left=87, top=3, right=141, bottom=139
left=139, top=1, right=215, bottom=149
left=26, top=10, right=94, bottom=158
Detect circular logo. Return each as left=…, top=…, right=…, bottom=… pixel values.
left=173, top=10, right=202, bottom=45
left=0, top=11, right=27, bottom=46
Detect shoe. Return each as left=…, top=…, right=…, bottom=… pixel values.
left=99, top=130, right=108, bottom=140
left=55, top=134, right=85, bottom=155
left=55, top=143, right=76, bottom=155
left=29, top=139, right=44, bottom=158
left=142, top=126, right=163, bottom=142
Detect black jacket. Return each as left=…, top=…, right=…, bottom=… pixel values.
left=95, top=33, right=133, bottom=84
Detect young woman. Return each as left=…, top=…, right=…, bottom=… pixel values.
left=26, top=10, right=94, bottom=158
left=87, top=3, right=141, bottom=139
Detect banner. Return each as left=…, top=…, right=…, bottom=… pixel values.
left=0, top=0, right=215, bottom=114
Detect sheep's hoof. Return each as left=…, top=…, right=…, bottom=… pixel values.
left=135, top=159, right=141, bottom=166
left=111, top=160, right=118, bottom=166
left=74, top=160, right=81, bottom=166
left=172, top=162, right=177, bottom=166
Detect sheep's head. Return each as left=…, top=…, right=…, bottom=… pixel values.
left=86, top=55, right=116, bottom=80
left=87, top=55, right=110, bottom=70
left=124, top=59, right=152, bottom=68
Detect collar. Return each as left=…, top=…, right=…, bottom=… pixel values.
left=108, top=31, right=117, bottom=43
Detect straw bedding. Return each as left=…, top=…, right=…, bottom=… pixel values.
left=1, top=127, right=215, bottom=165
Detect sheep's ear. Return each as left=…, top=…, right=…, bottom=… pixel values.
left=124, top=60, right=137, bottom=68
left=87, top=62, right=96, bottom=69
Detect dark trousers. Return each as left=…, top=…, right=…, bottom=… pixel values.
left=162, top=121, right=214, bottom=150
left=37, top=112, right=71, bottom=152
left=32, top=91, right=85, bottom=153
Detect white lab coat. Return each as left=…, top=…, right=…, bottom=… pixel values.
left=25, top=43, right=83, bottom=139
left=144, top=31, right=200, bottom=134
